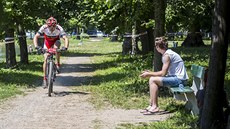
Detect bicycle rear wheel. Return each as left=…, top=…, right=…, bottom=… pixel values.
left=48, top=61, right=54, bottom=97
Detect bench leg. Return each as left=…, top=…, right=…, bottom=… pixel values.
left=173, top=93, right=188, bottom=101
left=184, top=93, right=199, bottom=115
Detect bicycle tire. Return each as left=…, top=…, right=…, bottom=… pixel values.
left=48, top=61, right=54, bottom=97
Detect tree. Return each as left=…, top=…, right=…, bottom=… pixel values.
left=2, top=1, right=17, bottom=67
left=201, top=0, right=229, bottom=128
left=84, top=0, right=155, bottom=54
left=5, top=28, right=17, bottom=68
left=0, top=0, right=2, bottom=16
left=153, top=0, right=166, bottom=71
left=166, top=0, right=214, bottom=47
left=1, top=0, right=66, bottom=66
left=17, top=24, right=28, bottom=64
left=12, top=1, right=30, bottom=64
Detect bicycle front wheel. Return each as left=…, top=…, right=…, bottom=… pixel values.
left=48, top=61, right=54, bottom=97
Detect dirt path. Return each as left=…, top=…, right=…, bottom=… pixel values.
left=0, top=55, right=171, bottom=129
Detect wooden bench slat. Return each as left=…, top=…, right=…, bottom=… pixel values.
left=191, top=64, right=206, bottom=78
left=168, top=64, right=207, bottom=115
left=170, top=86, right=194, bottom=93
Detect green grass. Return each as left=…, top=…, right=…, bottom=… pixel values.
left=0, top=52, right=44, bottom=100
left=0, top=38, right=229, bottom=128
left=72, top=38, right=229, bottom=129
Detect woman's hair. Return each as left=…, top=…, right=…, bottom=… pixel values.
left=155, top=36, right=168, bottom=49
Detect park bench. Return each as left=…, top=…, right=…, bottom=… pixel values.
left=169, top=64, right=207, bottom=115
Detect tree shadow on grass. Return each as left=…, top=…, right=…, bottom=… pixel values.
left=60, top=63, right=95, bottom=73
left=54, top=75, right=93, bottom=86
left=52, top=51, right=134, bottom=87
left=53, top=91, right=89, bottom=97
left=0, top=72, right=42, bottom=87
left=54, top=72, right=127, bottom=87
left=0, top=62, right=43, bottom=87
left=62, top=51, right=122, bottom=57
left=172, top=46, right=210, bottom=66
left=0, top=61, right=42, bottom=71
left=91, top=72, right=127, bottom=85
left=63, top=51, right=132, bottom=70
left=17, top=61, right=43, bottom=72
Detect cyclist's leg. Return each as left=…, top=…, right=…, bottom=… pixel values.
left=54, top=40, right=61, bottom=67
left=43, top=54, right=48, bottom=77
left=43, top=44, right=48, bottom=88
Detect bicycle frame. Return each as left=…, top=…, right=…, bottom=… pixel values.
left=45, top=48, right=59, bottom=97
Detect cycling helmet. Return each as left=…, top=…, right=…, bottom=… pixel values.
left=46, top=17, right=57, bottom=27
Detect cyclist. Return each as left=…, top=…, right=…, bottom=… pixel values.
left=33, top=16, right=69, bottom=88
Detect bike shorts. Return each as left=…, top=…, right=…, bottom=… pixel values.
left=43, top=40, right=61, bottom=49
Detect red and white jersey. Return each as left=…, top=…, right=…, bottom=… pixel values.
left=38, top=24, right=66, bottom=49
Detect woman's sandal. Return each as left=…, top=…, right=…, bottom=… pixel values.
left=143, top=107, right=160, bottom=115
left=140, top=105, right=152, bottom=113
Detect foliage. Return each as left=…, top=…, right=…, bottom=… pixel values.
left=92, top=0, right=155, bottom=34
left=0, top=0, right=86, bottom=34
left=0, top=0, right=215, bottom=42
left=166, top=0, right=214, bottom=32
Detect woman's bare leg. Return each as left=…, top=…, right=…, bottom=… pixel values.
left=149, top=77, right=163, bottom=109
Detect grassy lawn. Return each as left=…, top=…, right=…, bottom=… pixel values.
left=0, top=37, right=229, bottom=128
left=71, top=38, right=219, bottom=129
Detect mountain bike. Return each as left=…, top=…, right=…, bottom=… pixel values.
left=42, top=48, right=65, bottom=97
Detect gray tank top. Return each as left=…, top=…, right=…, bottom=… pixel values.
left=162, top=49, right=189, bottom=80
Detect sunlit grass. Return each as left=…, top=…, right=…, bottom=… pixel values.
left=0, top=43, right=44, bottom=100
left=0, top=37, right=228, bottom=128
left=0, top=83, right=23, bottom=100
left=71, top=37, right=230, bottom=128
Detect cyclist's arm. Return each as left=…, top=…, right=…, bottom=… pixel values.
left=58, top=25, right=69, bottom=49
left=62, top=35, right=69, bottom=49
left=34, top=25, right=45, bottom=48
left=33, top=33, right=41, bottom=48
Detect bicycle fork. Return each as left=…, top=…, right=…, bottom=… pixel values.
left=46, top=60, right=57, bottom=82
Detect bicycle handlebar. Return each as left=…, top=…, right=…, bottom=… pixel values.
left=45, top=48, right=64, bottom=54
left=37, top=48, right=66, bottom=55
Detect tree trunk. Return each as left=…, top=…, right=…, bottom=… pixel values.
left=76, top=27, right=81, bottom=40
left=17, top=24, right=29, bottom=64
left=131, top=24, right=137, bottom=55
left=0, top=1, right=2, bottom=24
left=147, top=28, right=154, bottom=52
left=5, top=28, right=17, bottom=68
left=201, top=0, right=229, bottom=128
left=140, top=29, right=149, bottom=55
left=140, top=28, right=155, bottom=54
left=111, top=35, right=118, bottom=42
left=182, top=32, right=205, bottom=47
left=153, top=0, right=166, bottom=71
left=182, top=10, right=205, bottom=47
left=122, top=33, right=132, bottom=55
left=138, top=20, right=154, bottom=54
